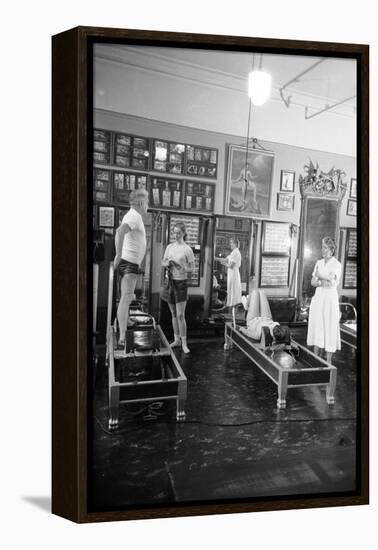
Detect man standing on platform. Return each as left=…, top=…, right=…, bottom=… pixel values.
left=114, top=188, right=149, bottom=347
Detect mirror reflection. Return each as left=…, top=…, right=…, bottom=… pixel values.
left=300, top=198, right=339, bottom=303
left=211, top=216, right=252, bottom=315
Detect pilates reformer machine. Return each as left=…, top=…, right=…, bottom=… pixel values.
left=224, top=292, right=338, bottom=409
left=105, top=262, right=187, bottom=430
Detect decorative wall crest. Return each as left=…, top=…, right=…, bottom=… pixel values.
left=299, top=160, right=347, bottom=199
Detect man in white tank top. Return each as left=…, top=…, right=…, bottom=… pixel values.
left=114, top=188, right=149, bottom=346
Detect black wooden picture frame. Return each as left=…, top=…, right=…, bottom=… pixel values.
left=280, top=169, right=295, bottom=192
left=276, top=191, right=295, bottom=211
left=52, top=26, right=369, bottom=523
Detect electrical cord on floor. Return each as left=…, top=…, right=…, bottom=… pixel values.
left=173, top=417, right=357, bottom=427
left=127, top=402, right=167, bottom=417
left=94, top=413, right=357, bottom=436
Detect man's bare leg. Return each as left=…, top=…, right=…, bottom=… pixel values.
left=117, top=273, right=138, bottom=344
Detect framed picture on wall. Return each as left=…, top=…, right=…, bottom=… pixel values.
left=280, top=170, right=295, bottom=192
left=185, top=144, right=218, bottom=178
left=347, top=199, right=357, bottom=216
left=93, top=128, right=111, bottom=164
left=225, top=144, right=275, bottom=218
left=350, top=178, right=357, bottom=199
left=277, top=192, right=295, bottom=211
left=53, top=26, right=369, bottom=525
left=113, top=171, right=149, bottom=205
left=98, top=205, right=115, bottom=228
left=184, top=180, right=215, bottom=212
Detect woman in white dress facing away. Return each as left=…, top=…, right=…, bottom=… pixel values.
left=217, top=237, right=242, bottom=308
left=307, top=236, right=342, bottom=364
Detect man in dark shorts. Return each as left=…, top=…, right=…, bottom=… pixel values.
left=114, top=188, right=148, bottom=346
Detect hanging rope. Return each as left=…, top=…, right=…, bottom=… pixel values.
left=244, top=55, right=255, bottom=175
left=244, top=96, right=252, bottom=172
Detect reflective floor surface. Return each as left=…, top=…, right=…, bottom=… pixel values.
left=90, top=326, right=357, bottom=510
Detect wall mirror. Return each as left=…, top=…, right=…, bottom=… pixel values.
left=298, top=197, right=341, bottom=304
left=211, top=216, right=253, bottom=315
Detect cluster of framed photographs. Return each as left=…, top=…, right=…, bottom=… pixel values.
left=152, top=142, right=218, bottom=177
left=277, top=170, right=295, bottom=211
left=113, top=133, right=150, bottom=170
left=93, top=129, right=111, bottom=164
left=94, top=128, right=218, bottom=179
left=150, top=177, right=183, bottom=209
left=93, top=168, right=148, bottom=205
left=186, top=144, right=218, bottom=178
left=151, top=179, right=215, bottom=212
left=184, top=181, right=215, bottom=212
left=152, top=140, right=185, bottom=174
left=94, top=167, right=216, bottom=216
left=347, top=178, right=357, bottom=216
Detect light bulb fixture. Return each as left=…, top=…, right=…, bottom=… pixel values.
left=248, top=70, right=272, bottom=106
left=304, top=245, right=312, bottom=259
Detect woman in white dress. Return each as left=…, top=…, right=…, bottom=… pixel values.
left=307, top=237, right=341, bottom=364
left=218, top=237, right=242, bottom=307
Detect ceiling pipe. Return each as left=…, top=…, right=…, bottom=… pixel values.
left=305, top=94, right=356, bottom=120
left=279, top=58, right=327, bottom=108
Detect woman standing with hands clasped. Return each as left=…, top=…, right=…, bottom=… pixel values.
left=307, top=236, right=342, bottom=364
left=161, top=222, right=194, bottom=354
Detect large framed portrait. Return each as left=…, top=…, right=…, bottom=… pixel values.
left=225, top=145, right=275, bottom=217
left=52, top=26, right=369, bottom=524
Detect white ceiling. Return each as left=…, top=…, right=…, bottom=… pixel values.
left=138, top=46, right=356, bottom=107
left=95, top=44, right=356, bottom=114
left=94, top=44, right=357, bottom=155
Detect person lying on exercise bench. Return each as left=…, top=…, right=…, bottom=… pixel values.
left=240, top=289, right=290, bottom=345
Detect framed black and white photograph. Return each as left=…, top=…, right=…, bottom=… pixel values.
left=52, top=26, right=369, bottom=525
left=98, top=205, right=115, bottom=227
left=280, top=169, right=295, bottom=191
left=149, top=176, right=183, bottom=210
left=350, top=177, right=357, bottom=199
left=277, top=192, right=295, bottom=211
left=347, top=198, right=357, bottom=216
left=183, top=180, right=215, bottom=212
left=185, top=144, right=218, bottom=178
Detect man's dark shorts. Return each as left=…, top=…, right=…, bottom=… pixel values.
left=117, top=259, right=140, bottom=297
left=118, top=259, right=140, bottom=276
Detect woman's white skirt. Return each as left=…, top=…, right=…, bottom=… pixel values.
left=307, top=287, right=341, bottom=353
left=227, top=268, right=242, bottom=307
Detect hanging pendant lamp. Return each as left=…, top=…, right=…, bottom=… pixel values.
left=248, top=69, right=271, bottom=106
left=248, top=54, right=271, bottom=106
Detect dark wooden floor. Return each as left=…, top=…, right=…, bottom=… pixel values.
left=89, top=326, right=357, bottom=511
